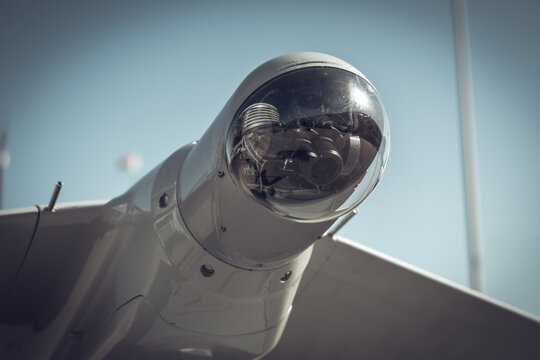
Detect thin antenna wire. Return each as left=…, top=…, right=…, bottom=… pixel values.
left=452, top=0, right=484, bottom=292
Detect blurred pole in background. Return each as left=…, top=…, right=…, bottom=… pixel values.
left=0, top=131, right=7, bottom=209
left=452, top=0, right=484, bottom=292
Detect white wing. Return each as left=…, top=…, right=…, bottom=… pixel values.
left=266, top=235, right=540, bottom=359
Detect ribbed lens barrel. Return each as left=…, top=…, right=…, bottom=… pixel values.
left=242, top=103, right=280, bottom=133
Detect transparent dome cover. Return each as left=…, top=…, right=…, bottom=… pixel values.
left=226, top=67, right=389, bottom=221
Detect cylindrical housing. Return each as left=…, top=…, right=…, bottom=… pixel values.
left=178, top=52, right=390, bottom=270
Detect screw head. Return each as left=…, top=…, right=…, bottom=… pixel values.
left=200, top=264, right=215, bottom=277
left=217, top=170, right=225, bottom=177
left=159, top=193, right=169, bottom=208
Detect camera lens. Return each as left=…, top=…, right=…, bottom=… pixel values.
left=309, top=155, right=342, bottom=184
left=226, top=65, right=389, bottom=221
left=299, top=138, right=343, bottom=185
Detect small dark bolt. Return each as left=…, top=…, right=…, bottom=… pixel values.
left=159, top=193, right=169, bottom=208
left=280, top=271, right=292, bottom=283
left=219, top=225, right=227, bottom=232
left=68, top=330, right=84, bottom=339
left=200, top=264, right=215, bottom=277
left=217, top=170, right=225, bottom=178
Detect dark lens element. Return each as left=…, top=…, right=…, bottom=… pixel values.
left=311, top=155, right=342, bottom=183
left=301, top=148, right=343, bottom=186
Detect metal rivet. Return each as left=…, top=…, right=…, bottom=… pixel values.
left=159, top=193, right=169, bottom=208
left=280, top=271, right=292, bottom=283
left=200, top=264, right=215, bottom=277
left=217, top=170, right=225, bottom=177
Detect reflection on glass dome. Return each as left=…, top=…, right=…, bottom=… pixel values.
left=226, top=67, right=389, bottom=221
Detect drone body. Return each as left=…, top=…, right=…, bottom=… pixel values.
left=1, top=53, right=539, bottom=360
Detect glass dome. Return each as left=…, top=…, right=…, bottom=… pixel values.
left=226, top=67, right=389, bottom=221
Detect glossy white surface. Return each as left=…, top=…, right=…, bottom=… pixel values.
left=179, top=53, right=388, bottom=270
left=266, top=235, right=540, bottom=359
left=0, top=144, right=313, bottom=359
